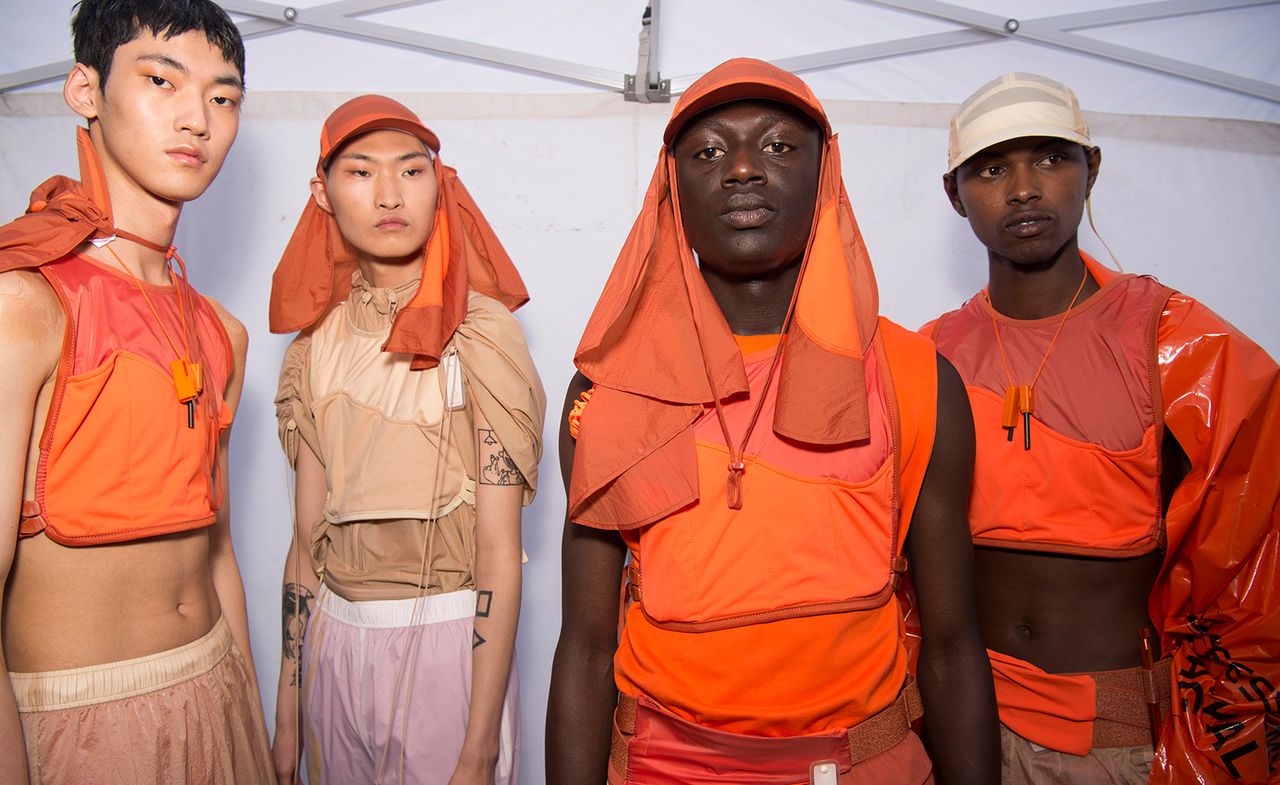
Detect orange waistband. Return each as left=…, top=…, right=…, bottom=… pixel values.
left=989, top=648, right=1171, bottom=754
left=610, top=678, right=922, bottom=782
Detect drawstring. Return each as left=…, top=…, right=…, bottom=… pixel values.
left=373, top=373, right=456, bottom=785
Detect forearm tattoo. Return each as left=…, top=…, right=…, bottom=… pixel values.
left=478, top=428, right=525, bottom=486
left=472, top=590, right=494, bottom=649
left=282, top=583, right=315, bottom=686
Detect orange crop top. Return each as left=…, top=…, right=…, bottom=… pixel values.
left=609, top=321, right=939, bottom=735
left=20, top=254, right=233, bottom=546
left=931, top=271, right=1174, bottom=557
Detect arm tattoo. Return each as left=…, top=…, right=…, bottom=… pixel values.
left=282, top=583, right=315, bottom=686
left=473, top=629, right=487, bottom=649
left=476, top=589, right=493, bottom=618
left=478, top=428, right=526, bottom=486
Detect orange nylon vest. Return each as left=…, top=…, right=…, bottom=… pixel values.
left=932, top=269, right=1174, bottom=557
left=609, top=320, right=938, bottom=734
left=20, top=254, right=233, bottom=546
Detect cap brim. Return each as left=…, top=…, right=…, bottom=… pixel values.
left=321, top=116, right=441, bottom=166
left=949, top=125, right=1091, bottom=172
left=665, top=81, right=831, bottom=145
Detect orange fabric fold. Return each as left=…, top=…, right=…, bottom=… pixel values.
left=570, top=58, right=881, bottom=527
left=268, top=95, right=529, bottom=369
left=987, top=649, right=1097, bottom=756
left=0, top=128, right=116, bottom=274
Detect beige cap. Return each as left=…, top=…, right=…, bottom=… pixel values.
left=947, top=72, right=1091, bottom=172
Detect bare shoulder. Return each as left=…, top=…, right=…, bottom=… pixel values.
left=0, top=269, right=64, bottom=379
left=204, top=295, right=248, bottom=368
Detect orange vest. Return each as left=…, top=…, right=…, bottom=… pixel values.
left=931, top=272, right=1174, bottom=557
left=609, top=320, right=938, bottom=736
left=20, top=254, right=233, bottom=546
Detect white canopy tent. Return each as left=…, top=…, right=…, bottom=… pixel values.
left=2, top=2, right=1277, bottom=782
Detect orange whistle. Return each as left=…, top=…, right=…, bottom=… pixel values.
left=1002, top=386, right=1020, bottom=433
left=171, top=359, right=199, bottom=403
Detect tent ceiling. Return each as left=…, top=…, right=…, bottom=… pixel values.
left=1, top=0, right=1277, bottom=120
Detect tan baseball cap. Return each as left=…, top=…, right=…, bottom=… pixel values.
left=947, top=73, right=1091, bottom=172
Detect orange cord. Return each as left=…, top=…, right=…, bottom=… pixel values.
left=102, top=242, right=195, bottom=367
left=986, top=267, right=1090, bottom=446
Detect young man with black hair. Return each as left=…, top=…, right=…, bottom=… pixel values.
left=0, top=2, right=274, bottom=782
left=927, top=73, right=1280, bottom=784
left=268, top=95, right=543, bottom=785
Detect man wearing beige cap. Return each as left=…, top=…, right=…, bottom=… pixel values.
left=925, top=73, right=1280, bottom=784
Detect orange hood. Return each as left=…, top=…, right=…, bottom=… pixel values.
left=0, top=128, right=120, bottom=273
left=268, top=95, right=528, bottom=370
left=570, top=58, right=883, bottom=527
left=575, top=57, right=880, bottom=444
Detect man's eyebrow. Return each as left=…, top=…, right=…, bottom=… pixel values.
left=398, top=151, right=430, bottom=162
left=214, top=74, right=244, bottom=91
left=136, top=53, right=188, bottom=74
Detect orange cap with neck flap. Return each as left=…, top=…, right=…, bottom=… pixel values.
left=576, top=57, right=880, bottom=443
left=570, top=58, right=883, bottom=528
left=268, top=95, right=529, bottom=370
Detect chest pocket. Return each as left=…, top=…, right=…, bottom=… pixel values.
left=968, top=388, right=1162, bottom=557
left=633, top=440, right=901, bottom=632
left=41, top=350, right=224, bottom=545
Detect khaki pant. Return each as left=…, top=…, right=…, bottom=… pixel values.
left=1000, top=724, right=1154, bottom=785
left=11, top=616, right=275, bottom=785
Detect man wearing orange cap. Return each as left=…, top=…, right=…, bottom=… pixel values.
left=928, top=73, right=1280, bottom=784
left=268, top=95, right=544, bottom=785
left=547, top=59, right=998, bottom=785
left=0, top=2, right=274, bottom=784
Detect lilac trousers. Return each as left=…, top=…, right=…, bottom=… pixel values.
left=302, top=587, right=519, bottom=785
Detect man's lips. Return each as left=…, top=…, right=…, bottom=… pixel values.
left=165, top=146, right=206, bottom=166
left=720, top=197, right=775, bottom=229
left=1005, top=211, right=1053, bottom=238
left=376, top=216, right=409, bottom=231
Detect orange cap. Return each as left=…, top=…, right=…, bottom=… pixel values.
left=269, top=95, right=528, bottom=370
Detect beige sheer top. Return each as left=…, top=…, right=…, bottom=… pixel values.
left=276, top=271, right=545, bottom=601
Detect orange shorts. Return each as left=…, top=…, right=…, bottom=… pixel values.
left=10, top=616, right=275, bottom=785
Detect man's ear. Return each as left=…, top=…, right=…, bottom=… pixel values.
left=943, top=172, right=967, bottom=218
left=1084, top=146, right=1102, bottom=199
left=63, top=63, right=102, bottom=121
left=311, top=176, right=334, bottom=214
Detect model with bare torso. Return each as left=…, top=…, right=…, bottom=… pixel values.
left=929, top=73, right=1280, bottom=784
left=0, top=3, right=273, bottom=783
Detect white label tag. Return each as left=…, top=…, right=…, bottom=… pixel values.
left=90, top=235, right=116, bottom=248
left=443, top=352, right=465, bottom=411
left=810, top=760, right=838, bottom=785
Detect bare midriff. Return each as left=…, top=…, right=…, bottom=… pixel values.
left=975, top=546, right=1163, bottom=673
left=4, top=530, right=220, bottom=673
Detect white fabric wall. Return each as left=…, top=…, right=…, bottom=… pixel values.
left=3, top=90, right=1276, bottom=784
left=1, top=3, right=1278, bottom=783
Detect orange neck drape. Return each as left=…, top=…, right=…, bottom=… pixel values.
left=570, top=58, right=885, bottom=527
left=268, top=96, right=529, bottom=370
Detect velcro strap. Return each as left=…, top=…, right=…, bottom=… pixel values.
left=847, top=676, right=920, bottom=765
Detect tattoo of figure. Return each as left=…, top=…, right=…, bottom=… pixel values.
left=478, top=428, right=525, bottom=486
left=282, top=583, right=314, bottom=686
left=473, top=629, right=487, bottom=649
left=476, top=590, right=493, bottom=618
